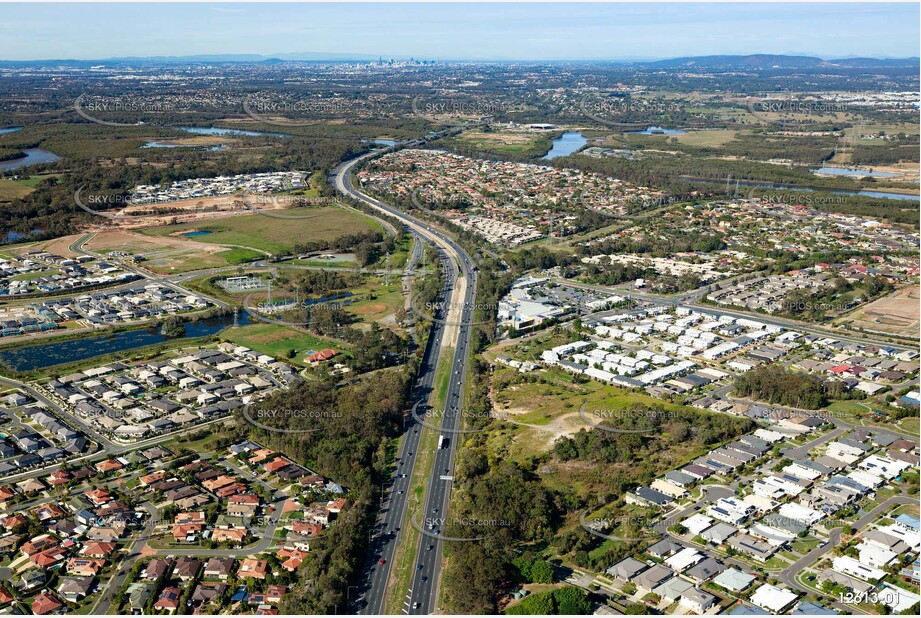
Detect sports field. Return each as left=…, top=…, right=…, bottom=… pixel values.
left=219, top=322, right=349, bottom=365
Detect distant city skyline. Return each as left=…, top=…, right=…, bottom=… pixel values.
left=1, top=2, right=918, bottom=62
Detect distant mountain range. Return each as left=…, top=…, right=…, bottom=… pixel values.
left=644, top=54, right=920, bottom=69
left=0, top=53, right=917, bottom=68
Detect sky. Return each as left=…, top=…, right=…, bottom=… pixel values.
left=1, top=2, right=918, bottom=61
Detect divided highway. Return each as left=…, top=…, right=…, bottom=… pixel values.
left=334, top=149, right=477, bottom=615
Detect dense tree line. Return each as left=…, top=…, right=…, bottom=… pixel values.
left=442, top=461, right=560, bottom=613
left=581, top=258, right=702, bottom=293
left=554, top=405, right=753, bottom=464
left=589, top=229, right=726, bottom=257
left=289, top=229, right=389, bottom=263
left=779, top=274, right=894, bottom=321
left=733, top=364, right=830, bottom=409
left=292, top=270, right=364, bottom=297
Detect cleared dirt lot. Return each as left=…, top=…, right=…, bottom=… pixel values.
left=85, top=229, right=256, bottom=274
left=837, top=285, right=920, bottom=337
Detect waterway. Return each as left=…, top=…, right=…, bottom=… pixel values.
left=813, top=167, right=900, bottom=179
left=0, top=312, right=250, bottom=372
left=542, top=131, right=589, bottom=160
left=0, top=148, right=61, bottom=171
left=178, top=126, right=286, bottom=138
left=686, top=177, right=919, bottom=202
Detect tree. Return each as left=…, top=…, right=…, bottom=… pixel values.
left=160, top=315, right=186, bottom=338
left=530, top=560, right=554, bottom=584
left=552, top=587, right=590, bottom=614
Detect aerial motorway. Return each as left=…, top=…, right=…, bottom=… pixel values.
left=334, top=143, right=478, bottom=615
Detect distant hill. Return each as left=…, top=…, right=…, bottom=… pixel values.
left=0, top=53, right=916, bottom=69
left=644, top=54, right=919, bottom=69
left=0, top=52, right=379, bottom=67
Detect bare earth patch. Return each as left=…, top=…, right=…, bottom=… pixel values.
left=837, top=285, right=920, bottom=337
left=352, top=302, right=388, bottom=315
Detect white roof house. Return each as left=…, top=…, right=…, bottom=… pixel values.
left=857, top=542, right=899, bottom=569
left=778, top=502, right=824, bottom=526
left=665, top=547, right=704, bottom=572
left=712, top=568, right=756, bottom=592
left=682, top=514, right=714, bottom=536
left=832, top=556, right=885, bottom=582
left=750, top=583, right=799, bottom=613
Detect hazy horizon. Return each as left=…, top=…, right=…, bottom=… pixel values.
left=1, top=2, right=918, bottom=62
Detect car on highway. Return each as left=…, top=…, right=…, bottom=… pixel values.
left=379, top=558, right=386, bottom=565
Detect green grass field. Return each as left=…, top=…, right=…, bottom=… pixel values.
left=0, top=178, right=36, bottom=200
left=453, top=131, right=553, bottom=157
left=8, top=269, right=60, bottom=282
left=219, top=322, right=349, bottom=365
left=142, top=206, right=383, bottom=254
left=899, top=416, right=920, bottom=435
left=348, top=280, right=405, bottom=325
left=3, top=172, right=67, bottom=200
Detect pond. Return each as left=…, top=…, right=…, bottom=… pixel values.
left=0, top=127, right=22, bottom=135
left=362, top=138, right=398, bottom=147
left=183, top=230, right=213, bottom=237
left=0, top=311, right=250, bottom=372
left=542, top=131, right=589, bottom=160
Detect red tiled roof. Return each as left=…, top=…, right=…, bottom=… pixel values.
left=32, top=593, right=63, bottom=615
left=306, top=348, right=337, bottom=362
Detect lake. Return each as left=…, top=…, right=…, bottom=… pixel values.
left=0, top=148, right=61, bottom=171
left=0, top=311, right=250, bottom=372
left=542, top=131, right=589, bottom=160
left=178, top=126, right=286, bottom=138
left=813, top=167, right=900, bottom=179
